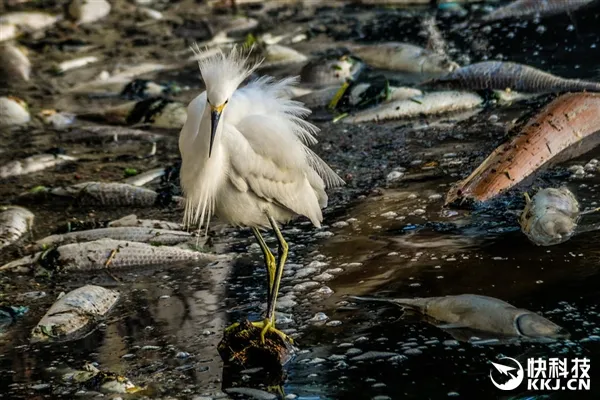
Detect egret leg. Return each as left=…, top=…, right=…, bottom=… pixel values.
left=224, top=227, right=276, bottom=334
left=253, top=215, right=293, bottom=345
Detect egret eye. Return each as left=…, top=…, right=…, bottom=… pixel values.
left=224, top=99, right=229, bottom=105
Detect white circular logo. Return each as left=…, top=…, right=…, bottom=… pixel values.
left=490, top=357, right=524, bottom=391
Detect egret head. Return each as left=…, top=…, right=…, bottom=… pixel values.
left=191, top=44, right=262, bottom=157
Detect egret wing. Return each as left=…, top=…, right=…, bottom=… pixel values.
left=224, top=118, right=325, bottom=226
left=178, top=91, right=207, bottom=158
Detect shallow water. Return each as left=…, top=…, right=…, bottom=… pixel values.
left=2, top=1, right=600, bottom=399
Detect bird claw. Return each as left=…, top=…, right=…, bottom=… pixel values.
left=251, top=319, right=294, bottom=345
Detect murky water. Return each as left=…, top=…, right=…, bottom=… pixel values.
left=2, top=1, right=600, bottom=399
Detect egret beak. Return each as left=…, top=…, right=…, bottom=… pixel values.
left=209, top=103, right=225, bottom=158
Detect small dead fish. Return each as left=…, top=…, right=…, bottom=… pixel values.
left=0, top=154, right=77, bottom=179
left=0, top=238, right=224, bottom=273
left=300, top=54, right=363, bottom=87
left=78, top=97, right=187, bottom=129
left=0, top=12, right=61, bottom=32
left=0, top=42, right=31, bottom=82
left=56, top=125, right=164, bottom=143
left=342, top=91, right=482, bottom=123
left=35, top=226, right=193, bottom=249
left=68, top=0, right=111, bottom=25
left=421, top=61, right=600, bottom=93
left=107, top=214, right=183, bottom=230
left=351, top=294, right=569, bottom=340
left=0, top=206, right=34, bottom=250
left=31, top=285, right=118, bottom=342
left=47, top=181, right=181, bottom=207
left=54, top=56, right=99, bottom=74
left=0, top=96, right=30, bottom=127
left=481, top=0, right=594, bottom=22
left=122, top=167, right=165, bottom=186
left=349, top=42, right=459, bottom=74
left=520, top=187, right=580, bottom=246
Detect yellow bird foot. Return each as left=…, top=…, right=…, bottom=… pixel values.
left=251, top=319, right=294, bottom=345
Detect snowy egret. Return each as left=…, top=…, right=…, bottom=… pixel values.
left=179, top=44, right=345, bottom=343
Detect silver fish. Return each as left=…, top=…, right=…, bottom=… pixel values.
left=350, top=42, right=459, bottom=74
left=56, top=125, right=164, bottom=143
left=421, top=61, right=600, bottom=93
left=351, top=294, right=569, bottom=340
left=122, top=167, right=165, bottom=186
left=1, top=238, right=225, bottom=273
left=107, top=214, right=183, bottom=230
left=342, top=91, right=482, bottom=123
left=0, top=206, right=34, bottom=250
left=0, top=96, right=30, bottom=127
left=31, top=285, right=119, bottom=342
left=0, top=42, right=31, bottom=82
left=68, top=0, right=111, bottom=25
left=48, top=181, right=182, bottom=207
left=35, top=226, right=193, bottom=249
left=0, top=154, right=77, bottom=179
left=0, top=12, right=61, bottom=32
left=481, top=0, right=594, bottom=22
left=520, top=187, right=580, bottom=246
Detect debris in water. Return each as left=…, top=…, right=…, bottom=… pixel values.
left=0, top=205, right=34, bottom=250
left=54, top=56, right=99, bottom=74
left=54, top=362, right=144, bottom=394
left=31, top=285, right=119, bottom=342
left=123, top=167, right=166, bottom=186
left=0, top=305, right=28, bottom=335
left=300, top=54, right=363, bottom=87
left=446, top=93, right=600, bottom=205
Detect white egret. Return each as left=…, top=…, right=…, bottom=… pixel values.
left=178, top=44, right=345, bottom=344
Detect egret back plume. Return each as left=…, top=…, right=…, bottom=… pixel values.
left=191, top=43, right=263, bottom=96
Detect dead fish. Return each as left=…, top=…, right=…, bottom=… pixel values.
left=68, top=0, right=111, bottom=25
left=56, top=125, right=164, bottom=143
left=0, top=96, right=30, bottom=127
left=107, top=214, right=183, bottom=230
left=342, top=91, right=483, bottom=123
left=0, top=42, right=31, bottom=82
left=481, top=0, right=594, bottom=22
left=261, top=44, right=309, bottom=69
left=351, top=294, right=569, bottom=340
left=31, top=285, right=119, bottom=342
left=300, top=54, right=364, bottom=87
left=54, top=56, right=99, bottom=74
left=0, top=238, right=224, bottom=273
left=349, top=42, right=459, bottom=74
left=0, top=206, right=34, bottom=250
left=0, top=12, right=61, bottom=32
left=47, top=181, right=182, bottom=207
left=421, top=61, right=600, bottom=93
left=520, top=187, right=580, bottom=246
left=35, top=226, right=193, bottom=249
left=122, top=167, right=165, bottom=186
left=0, top=154, right=77, bottom=179
left=53, top=363, right=143, bottom=394
left=78, top=97, right=187, bottom=129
